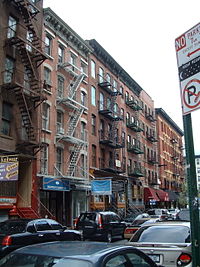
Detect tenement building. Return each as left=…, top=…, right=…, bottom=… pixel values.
left=155, top=108, right=184, bottom=208
left=0, top=0, right=46, bottom=221
left=0, top=3, right=185, bottom=224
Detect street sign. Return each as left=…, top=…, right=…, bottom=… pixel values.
left=175, top=22, right=200, bottom=114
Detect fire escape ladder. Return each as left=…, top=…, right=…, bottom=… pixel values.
left=67, top=142, right=85, bottom=177
left=12, top=0, right=46, bottom=67
left=14, top=86, right=36, bottom=141
left=67, top=107, right=84, bottom=137
left=12, top=0, right=39, bottom=19
left=69, top=73, right=85, bottom=99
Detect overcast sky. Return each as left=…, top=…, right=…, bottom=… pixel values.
left=43, top=0, right=200, bottom=154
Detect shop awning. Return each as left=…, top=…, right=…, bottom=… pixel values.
left=144, top=187, right=160, bottom=202
left=156, top=189, right=169, bottom=202
left=166, top=190, right=179, bottom=201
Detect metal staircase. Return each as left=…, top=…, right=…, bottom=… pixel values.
left=4, top=0, right=46, bottom=145
left=67, top=107, right=84, bottom=137
left=67, top=141, right=86, bottom=177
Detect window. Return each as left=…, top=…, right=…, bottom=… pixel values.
left=99, top=92, right=104, bottom=110
left=81, top=121, right=86, bottom=140
left=4, top=57, right=14, bottom=83
left=106, top=73, right=111, bottom=83
left=26, top=31, right=33, bottom=51
left=58, top=45, right=64, bottom=64
left=113, top=79, right=118, bottom=91
left=56, top=111, right=64, bottom=134
left=57, top=75, right=64, bottom=98
left=80, top=154, right=87, bottom=177
left=92, top=145, right=97, bottom=167
left=56, top=147, right=63, bottom=174
left=80, top=91, right=87, bottom=106
left=91, top=86, right=96, bottom=106
left=70, top=52, right=77, bottom=72
left=120, top=108, right=124, bottom=120
left=40, top=145, right=48, bottom=174
left=99, top=67, right=104, bottom=83
left=42, top=103, right=50, bottom=130
left=44, top=35, right=52, bottom=56
left=81, top=61, right=88, bottom=75
left=1, top=102, right=12, bottom=135
left=119, top=86, right=124, bottom=97
left=44, top=67, right=51, bottom=85
left=125, top=91, right=129, bottom=101
left=91, top=114, right=96, bottom=135
left=91, top=60, right=96, bottom=78
left=7, top=16, right=17, bottom=38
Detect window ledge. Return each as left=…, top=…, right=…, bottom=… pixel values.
left=0, top=134, right=13, bottom=140
left=42, top=129, right=52, bottom=134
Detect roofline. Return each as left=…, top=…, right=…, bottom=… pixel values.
left=155, top=108, right=184, bottom=136
left=88, top=39, right=143, bottom=96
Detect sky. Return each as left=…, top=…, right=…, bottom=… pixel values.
left=43, top=0, right=200, bottom=154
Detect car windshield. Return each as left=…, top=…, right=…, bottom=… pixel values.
left=130, top=225, right=190, bottom=243
left=0, top=221, right=27, bottom=234
left=0, top=253, right=92, bottom=267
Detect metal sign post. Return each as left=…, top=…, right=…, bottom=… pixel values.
left=175, top=23, right=200, bottom=267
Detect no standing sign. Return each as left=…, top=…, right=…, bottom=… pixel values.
left=175, top=22, right=200, bottom=115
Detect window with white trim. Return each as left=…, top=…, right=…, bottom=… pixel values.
left=7, top=16, right=17, bottom=38
left=57, top=110, right=64, bottom=134
left=44, top=35, right=52, bottom=56
left=40, top=145, right=48, bottom=174
left=42, top=102, right=50, bottom=130
left=91, top=60, right=96, bottom=78
left=57, top=75, right=64, bottom=98
left=91, top=86, right=96, bottom=106
left=56, top=147, right=63, bottom=175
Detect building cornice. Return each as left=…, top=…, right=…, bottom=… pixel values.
left=155, top=108, right=184, bottom=136
left=88, top=39, right=143, bottom=96
left=43, top=8, right=93, bottom=58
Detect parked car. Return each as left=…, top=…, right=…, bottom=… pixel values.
left=168, top=208, right=180, bottom=220
left=0, top=241, right=159, bottom=267
left=146, top=208, right=169, bottom=221
left=175, top=208, right=190, bottom=221
left=0, top=218, right=81, bottom=259
left=128, top=220, right=192, bottom=267
left=124, top=216, right=159, bottom=240
left=74, top=211, right=126, bottom=242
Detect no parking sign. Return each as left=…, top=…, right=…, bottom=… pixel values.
left=175, top=22, right=200, bottom=114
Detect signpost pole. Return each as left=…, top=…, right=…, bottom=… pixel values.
left=183, top=113, right=200, bottom=267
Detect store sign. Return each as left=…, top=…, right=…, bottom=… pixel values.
left=91, top=180, right=112, bottom=195
left=43, top=177, right=70, bottom=191
left=0, top=197, right=16, bottom=205
left=0, top=156, right=18, bottom=181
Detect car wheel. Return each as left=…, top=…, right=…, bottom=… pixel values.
left=105, top=232, right=112, bottom=243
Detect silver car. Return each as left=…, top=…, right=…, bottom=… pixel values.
left=128, top=221, right=192, bottom=267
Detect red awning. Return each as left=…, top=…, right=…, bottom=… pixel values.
left=156, top=189, right=169, bottom=202
left=144, top=187, right=160, bottom=202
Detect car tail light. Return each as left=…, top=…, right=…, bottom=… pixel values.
left=125, top=228, right=138, bottom=234
left=97, top=214, right=103, bottom=229
left=177, top=253, right=192, bottom=266
left=2, top=235, right=12, bottom=246
left=74, top=217, right=79, bottom=229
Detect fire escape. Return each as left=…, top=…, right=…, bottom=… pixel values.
left=171, top=137, right=180, bottom=192
left=126, top=96, right=144, bottom=178
left=56, top=62, right=88, bottom=180
left=98, top=75, right=125, bottom=173
left=145, top=110, right=158, bottom=186
left=2, top=0, right=46, bottom=152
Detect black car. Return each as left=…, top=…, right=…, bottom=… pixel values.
left=74, top=211, right=126, bottom=242
left=0, top=241, right=159, bottom=267
left=0, top=218, right=81, bottom=258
